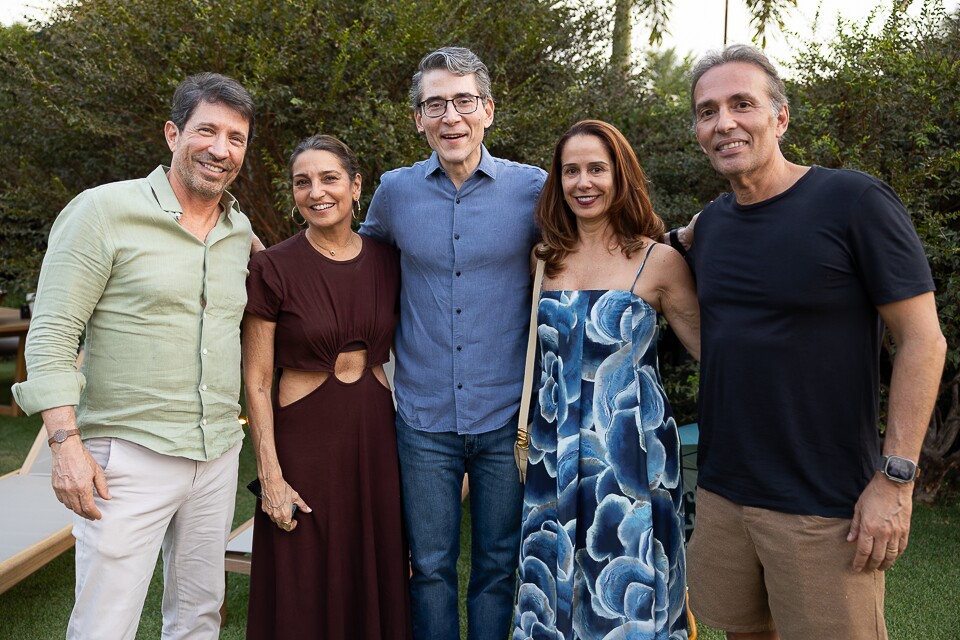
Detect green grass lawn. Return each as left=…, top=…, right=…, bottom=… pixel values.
left=1, top=359, right=958, bottom=638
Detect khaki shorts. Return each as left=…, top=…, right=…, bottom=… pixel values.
left=687, top=488, right=887, bottom=639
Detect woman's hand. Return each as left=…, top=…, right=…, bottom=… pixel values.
left=260, top=474, right=312, bottom=532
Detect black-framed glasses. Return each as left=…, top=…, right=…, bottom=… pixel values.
left=418, top=95, right=482, bottom=118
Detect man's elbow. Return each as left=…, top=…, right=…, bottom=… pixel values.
left=912, top=324, right=948, bottom=375
left=932, top=330, right=947, bottom=367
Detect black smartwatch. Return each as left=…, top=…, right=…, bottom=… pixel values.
left=668, top=228, right=687, bottom=257
left=878, top=455, right=919, bottom=484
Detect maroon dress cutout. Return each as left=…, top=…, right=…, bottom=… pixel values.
left=245, top=232, right=411, bottom=639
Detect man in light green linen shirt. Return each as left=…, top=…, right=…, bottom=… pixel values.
left=12, top=72, right=255, bottom=640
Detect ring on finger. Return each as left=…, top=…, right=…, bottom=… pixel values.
left=885, top=547, right=898, bottom=556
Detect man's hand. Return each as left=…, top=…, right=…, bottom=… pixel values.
left=847, top=474, right=913, bottom=572
left=251, top=232, right=266, bottom=255
left=662, top=211, right=701, bottom=252
left=50, top=437, right=110, bottom=520
left=677, top=211, right=700, bottom=251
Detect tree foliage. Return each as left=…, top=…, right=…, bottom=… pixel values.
left=0, top=0, right=613, bottom=293
left=1, top=0, right=957, bottom=496
left=783, top=2, right=960, bottom=500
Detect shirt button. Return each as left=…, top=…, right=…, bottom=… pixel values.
left=201, top=418, right=208, bottom=426
left=454, top=233, right=460, bottom=240
left=456, top=198, right=461, bottom=204
left=200, top=384, right=208, bottom=391
left=456, top=271, right=461, bottom=277
left=456, top=308, right=462, bottom=314
left=456, top=345, right=462, bottom=351
left=457, top=383, right=463, bottom=390
left=201, top=348, right=208, bottom=355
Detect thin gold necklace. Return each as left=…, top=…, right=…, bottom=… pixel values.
left=306, top=230, right=357, bottom=256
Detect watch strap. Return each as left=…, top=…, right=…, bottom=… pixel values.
left=48, top=428, right=81, bottom=446
left=668, top=228, right=688, bottom=257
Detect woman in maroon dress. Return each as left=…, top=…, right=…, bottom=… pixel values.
left=242, top=134, right=411, bottom=639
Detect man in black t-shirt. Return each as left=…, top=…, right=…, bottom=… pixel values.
left=681, top=45, right=946, bottom=640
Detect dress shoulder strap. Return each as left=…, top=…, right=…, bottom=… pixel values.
left=629, top=242, right=657, bottom=293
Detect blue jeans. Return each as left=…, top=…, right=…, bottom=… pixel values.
left=396, top=415, right=524, bottom=640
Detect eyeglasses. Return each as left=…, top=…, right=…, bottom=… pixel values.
left=418, top=95, right=482, bottom=118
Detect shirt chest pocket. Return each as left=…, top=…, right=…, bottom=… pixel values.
left=202, top=244, right=249, bottom=319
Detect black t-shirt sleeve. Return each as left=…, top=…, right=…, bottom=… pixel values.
left=847, top=179, right=934, bottom=306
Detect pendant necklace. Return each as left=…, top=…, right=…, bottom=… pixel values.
left=307, top=230, right=357, bottom=256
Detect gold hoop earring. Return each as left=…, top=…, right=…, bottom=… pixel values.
left=354, top=199, right=361, bottom=221
left=290, top=206, right=306, bottom=227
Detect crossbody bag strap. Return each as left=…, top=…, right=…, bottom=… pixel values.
left=516, top=258, right=545, bottom=447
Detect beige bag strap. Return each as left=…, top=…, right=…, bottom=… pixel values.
left=516, top=259, right=545, bottom=447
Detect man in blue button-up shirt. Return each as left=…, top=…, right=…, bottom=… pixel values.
left=361, top=47, right=546, bottom=639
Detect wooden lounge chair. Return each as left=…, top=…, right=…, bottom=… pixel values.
left=0, top=426, right=76, bottom=595
left=224, top=517, right=254, bottom=576
left=220, top=517, right=254, bottom=626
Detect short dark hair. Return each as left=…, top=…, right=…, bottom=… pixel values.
left=170, top=72, right=256, bottom=142
left=689, top=44, right=788, bottom=120
left=288, top=134, right=361, bottom=182
left=409, top=46, right=493, bottom=111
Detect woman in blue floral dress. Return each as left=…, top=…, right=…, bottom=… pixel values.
left=513, top=120, right=700, bottom=640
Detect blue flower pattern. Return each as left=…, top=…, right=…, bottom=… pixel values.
left=514, top=289, right=687, bottom=640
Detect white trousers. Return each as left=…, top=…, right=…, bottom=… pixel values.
left=67, top=437, right=240, bottom=640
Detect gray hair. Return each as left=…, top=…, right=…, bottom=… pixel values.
left=288, top=134, right=361, bottom=182
left=409, top=47, right=493, bottom=111
left=689, top=44, right=788, bottom=121
left=170, top=72, right=256, bottom=142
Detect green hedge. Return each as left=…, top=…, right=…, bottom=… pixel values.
left=1, top=0, right=956, bottom=494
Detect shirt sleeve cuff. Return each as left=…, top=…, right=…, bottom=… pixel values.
left=11, top=371, right=86, bottom=416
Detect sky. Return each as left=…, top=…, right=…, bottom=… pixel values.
left=1, top=0, right=958, bottom=63
left=651, top=0, right=960, bottom=65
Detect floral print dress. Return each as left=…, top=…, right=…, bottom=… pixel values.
left=513, top=248, right=688, bottom=640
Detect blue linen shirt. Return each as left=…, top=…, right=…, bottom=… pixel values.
left=361, top=146, right=545, bottom=434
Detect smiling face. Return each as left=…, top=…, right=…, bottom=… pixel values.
left=693, top=61, right=788, bottom=184
left=165, top=100, right=249, bottom=203
left=291, top=149, right=361, bottom=233
left=414, top=68, right=494, bottom=181
left=560, top=134, right=616, bottom=225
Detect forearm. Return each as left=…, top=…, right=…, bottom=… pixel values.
left=245, top=380, right=282, bottom=481
left=241, top=315, right=283, bottom=480
left=41, top=405, right=78, bottom=434
left=884, top=333, right=946, bottom=459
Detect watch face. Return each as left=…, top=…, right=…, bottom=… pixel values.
left=53, top=429, right=67, bottom=443
left=886, top=456, right=916, bottom=481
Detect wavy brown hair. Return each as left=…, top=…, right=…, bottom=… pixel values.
left=535, top=120, right=663, bottom=276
